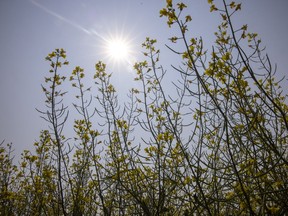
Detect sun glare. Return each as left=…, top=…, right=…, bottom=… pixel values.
left=107, top=39, right=129, bottom=60
left=105, top=37, right=131, bottom=63
left=96, top=27, right=138, bottom=70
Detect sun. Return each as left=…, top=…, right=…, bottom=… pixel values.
left=96, top=26, right=138, bottom=70
left=102, top=29, right=136, bottom=67
left=105, top=36, right=132, bottom=63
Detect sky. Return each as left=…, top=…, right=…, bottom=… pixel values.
left=1, top=0, right=288, bottom=158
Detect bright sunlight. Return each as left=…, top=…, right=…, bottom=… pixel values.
left=105, top=37, right=131, bottom=63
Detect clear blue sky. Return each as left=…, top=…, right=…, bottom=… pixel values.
left=1, top=0, right=288, bottom=157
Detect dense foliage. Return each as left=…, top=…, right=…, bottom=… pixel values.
left=1, top=0, right=288, bottom=215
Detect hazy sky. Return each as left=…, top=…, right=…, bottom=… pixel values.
left=1, top=0, right=288, bottom=157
